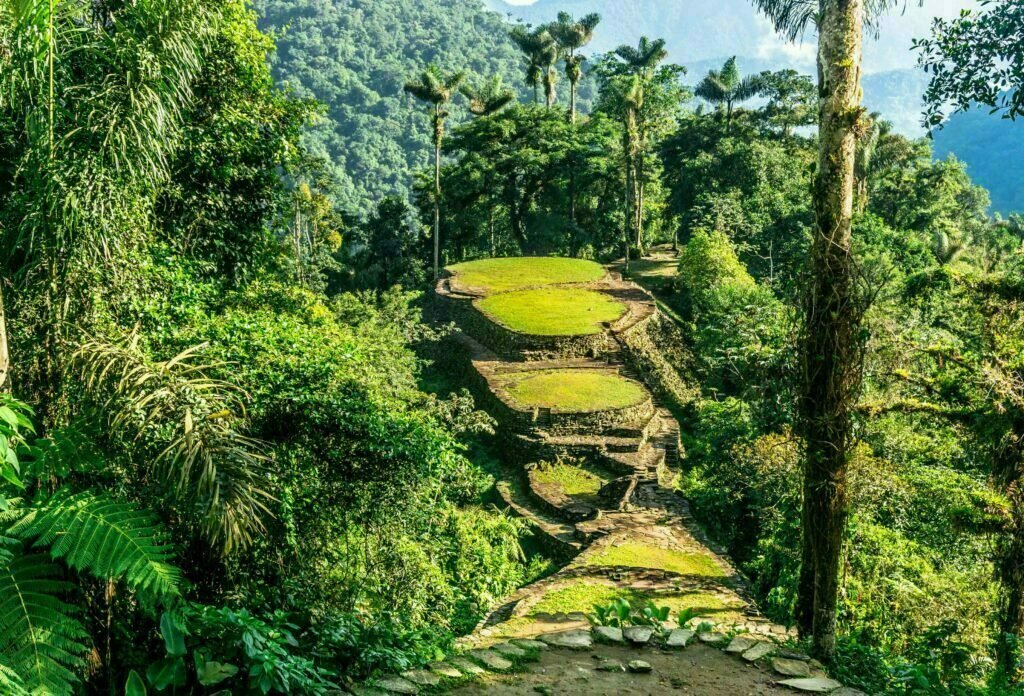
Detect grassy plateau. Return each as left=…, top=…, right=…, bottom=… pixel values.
left=477, top=287, right=626, bottom=336
left=501, top=369, right=647, bottom=412
left=448, top=257, right=606, bottom=294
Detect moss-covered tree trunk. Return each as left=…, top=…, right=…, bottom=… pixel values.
left=796, top=0, right=866, bottom=661
left=0, top=282, right=10, bottom=392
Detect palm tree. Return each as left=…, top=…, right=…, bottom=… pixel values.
left=550, top=12, right=601, bottom=123
left=695, top=56, right=763, bottom=134
left=461, top=74, right=516, bottom=117
left=622, top=75, right=644, bottom=272
left=404, top=65, right=466, bottom=279
left=511, top=25, right=558, bottom=107
left=752, top=0, right=908, bottom=660
left=854, top=112, right=891, bottom=212
left=461, top=75, right=516, bottom=256
left=612, top=37, right=668, bottom=252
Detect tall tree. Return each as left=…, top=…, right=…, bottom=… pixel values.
left=695, top=56, right=764, bottom=135
left=751, top=0, right=907, bottom=659
left=609, top=37, right=671, bottom=251
left=404, top=65, right=466, bottom=279
left=511, top=25, right=558, bottom=108
left=550, top=12, right=601, bottom=124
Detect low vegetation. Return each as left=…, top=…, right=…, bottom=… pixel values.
left=501, top=369, right=647, bottom=412
left=478, top=287, right=625, bottom=335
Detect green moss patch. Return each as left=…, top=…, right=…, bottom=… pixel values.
left=500, top=370, right=647, bottom=412
left=448, top=257, right=606, bottom=294
left=527, top=582, right=737, bottom=619
left=477, top=288, right=625, bottom=336
left=587, top=543, right=726, bottom=578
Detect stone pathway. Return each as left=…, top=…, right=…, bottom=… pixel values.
left=349, top=260, right=864, bottom=695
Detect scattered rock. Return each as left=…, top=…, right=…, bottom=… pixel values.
left=596, top=660, right=626, bottom=672
left=725, top=636, right=759, bottom=654
left=627, top=660, right=653, bottom=674
left=447, top=657, right=485, bottom=676
left=541, top=630, right=593, bottom=650
left=697, top=631, right=729, bottom=645
left=467, top=649, right=513, bottom=671
left=778, top=677, right=844, bottom=693
left=400, top=671, right=439, bottom=687
left=427, top=662, right=461, bottom=679
left=665, top=628, right=694, bottom=648
left=741, top=641, right=777, bottom=662
left=512, top=639, right=548, bottom=651
left=372, top=677, right=419, bottom=695
left=592, top=626, right=625, bottom=644
left=771, top=658, right=811, bottom=678
left=778, top=649, right=811, bottom=661
left=492, top=642, right=527, bottom=659
left=350, top=686, right=388, bottom=696
left=623, top=626, right=654, bottom=645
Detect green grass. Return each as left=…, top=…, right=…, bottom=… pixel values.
left=534, top=463, right=604, bottom=497
left=501, top=369, right=647, bottom=412
left=448, top=257, right=606, bottom=294
left=477, top=288, right=626, bottom=336
left=527, top=582, right=735, bottom=618
left=587, top=543, right=727, bottom=578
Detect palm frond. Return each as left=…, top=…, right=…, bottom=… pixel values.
left=9, top=488, right=182, bottom=599
left=0, top=553, right=89, bottom=696
left=72, top=335, right=273, bottom=556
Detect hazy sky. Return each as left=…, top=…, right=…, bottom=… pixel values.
left=501, top=0, right=978, bottom=74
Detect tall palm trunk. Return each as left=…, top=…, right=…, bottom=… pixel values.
left=0, top=282, right=10, bottom=393
left=433, top=105, right=442, bottom=279
left=796, top=0, right=866, bottom=660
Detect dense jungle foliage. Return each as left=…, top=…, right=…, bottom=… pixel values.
left=1, top=0, right=1023, bottom=694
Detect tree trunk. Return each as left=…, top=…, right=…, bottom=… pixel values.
left=570, top=78, right=577, bottom=124
left=998, top=479, right=1024, bottom=680
left=797, top=0, right=866, bottom=661
left=433, top=106, right=442, bottom=280
left=0, top=282, right=10, bottom=393
left=726, top=100, right=733, bottom=135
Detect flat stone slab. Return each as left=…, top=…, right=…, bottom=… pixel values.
left=742, top=641, right=777, bottom=662
left=725, top=636, right=760, bottom=654
left=596, top=660, right=626, bottom=672
left=778, top=677, right=844, bottom=693
left=467, top=649, right=513, bottom=671
left=593, top=626, right=625, bottom=644
left=665, top=628, right=694, bottom=648
left=623, top=626, right=654, bottom=645
left=428, top=662, right=462, bottom=678
left=491, top=642, right=527, bottom=659
left=540, top=630, right=593, bottom=650
left=373, top=677, right=419, bottom=695
left=400, top=670, right=439, bottom=687
left=772, top=658, right=811, bottom=678
left=627, top=660, right=653, bottom=674
left=447, top=657, right=485, bottom=675
left=697, top=631, right=730, bottom=645
left=511, top=639, right=547, bottom=651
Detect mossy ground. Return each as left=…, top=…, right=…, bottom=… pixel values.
left=527, top=582, right=737, bottom=619
left=534, top=463, right=604, bottom=497
left=477, top=287, right=626, bottom=336
left=587, top=542, right=726, bottom=578
left=448, top=257, right=606, bottom=294
left=500, top=369, right=647, bottom=412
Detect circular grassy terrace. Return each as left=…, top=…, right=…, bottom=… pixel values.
left=447, top=257, right=606, bottom=294
left=501, top=369, right=647, bottom=412
left=477, top=287, right=626, bottom=336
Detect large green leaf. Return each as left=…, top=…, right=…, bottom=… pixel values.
left=8, top=489, right=182, bottom=599
left=0, top=553, right=89, bottom=695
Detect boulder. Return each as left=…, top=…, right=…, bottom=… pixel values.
left=467, top=649, right=513, bottom=671
left=627, top=660, right=653, bottom=674
left=541, top=629, right=593, bottom=650
left=741, top=641, right=777, bottom=662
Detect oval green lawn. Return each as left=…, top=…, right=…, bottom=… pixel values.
left=477, top=288, right=626, bottom=336
left=504, top=370, right=647, bottom=412
left=448, top=257, right=605, bottom=294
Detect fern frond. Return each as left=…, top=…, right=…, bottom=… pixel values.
left=0, top=659, right=27, bottom=696
left=0, top=553, right=89, bottom=695
left=8, top=489, right=182, bottom=599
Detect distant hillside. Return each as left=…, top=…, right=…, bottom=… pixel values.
left=933, top=108, right=1024, bottom=216
left=254, top=0, right=527, bottom=211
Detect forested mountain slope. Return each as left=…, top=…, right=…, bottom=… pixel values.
left=254, top=0, right=527, bottom=209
